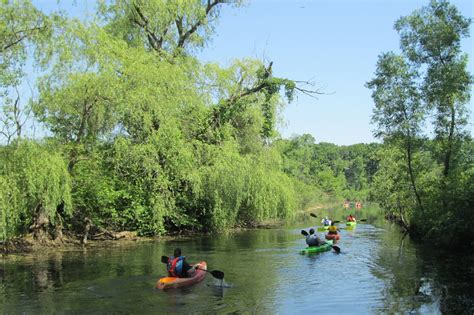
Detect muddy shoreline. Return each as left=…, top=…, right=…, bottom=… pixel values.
left=0, top=220, right=285, bottom=256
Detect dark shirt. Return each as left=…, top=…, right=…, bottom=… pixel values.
left=180, top=260, right=192, bottom=277
left=306, top=234, right=324, bottom=247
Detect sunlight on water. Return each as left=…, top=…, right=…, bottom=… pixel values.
left=1, top=216, right=473, bottom=313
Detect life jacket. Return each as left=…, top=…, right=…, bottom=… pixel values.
left=167, top=256, right=185, bottom=277
left=328, top=225, right=338, bottom=233
left=347, top=216, right=355, bottom=222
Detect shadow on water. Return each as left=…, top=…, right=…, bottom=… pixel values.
left=0, top=208, right=473, bottom=313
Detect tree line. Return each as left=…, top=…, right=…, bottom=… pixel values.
left=1, top=0, right=472, bottom=248
left=367, top=0, right=473, bottom=246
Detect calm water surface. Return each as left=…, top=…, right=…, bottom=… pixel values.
left=1, top=219, right=473, bottom=314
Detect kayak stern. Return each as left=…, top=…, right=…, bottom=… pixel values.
left=156, top=261, right=207, bottom=290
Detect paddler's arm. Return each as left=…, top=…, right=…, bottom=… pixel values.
left=189, top=263, right=202, bottom=272
left=184, top=262, right=202, bottom=276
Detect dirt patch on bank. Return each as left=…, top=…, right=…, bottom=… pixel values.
left=0, top=231, right=145, bottom=255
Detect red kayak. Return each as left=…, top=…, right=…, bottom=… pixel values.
left=325, top=234, right=340, bottom=240
left=156, top=261, right=207, bottom=290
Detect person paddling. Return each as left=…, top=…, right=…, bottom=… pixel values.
left=321, top=216, right=331, bottom=226
left=305, top=228, right=325, bottom=247
left=327, top=221, right=339, bottom=235
left=167, top=248, right=202, bottom=278
left=346, top=214, right=356, bottom=222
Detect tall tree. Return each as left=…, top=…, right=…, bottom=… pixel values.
left=366, top=52, right=425, bottom=215
left=395, top=0, right=472, bottom=180
left=367, top=0, right=473, bottom=241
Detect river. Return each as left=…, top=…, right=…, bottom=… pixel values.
left=1, top=208, right=473, bottom=314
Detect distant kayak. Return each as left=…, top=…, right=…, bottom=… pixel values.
left=300, top=240, right=334, bottom=254
left=346, top=221, right=357, bottom=227
left=156, top=261, right=207, bottom=290
left=325, top=233, right=340, bottom=240
left=317, top=226, right=330, bottom=232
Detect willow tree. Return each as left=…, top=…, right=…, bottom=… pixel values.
left=0, top=141, right=72, bottom=242
left=0, top=0, right=59, bottom=143
left=0, top=175, right=20, bottom=242
left=99, top=0, right=243, bottom=56
left=22, top=0, right=321, bottom=238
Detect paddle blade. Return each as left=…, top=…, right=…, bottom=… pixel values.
left=310, top=213, right=318, bottom=218
left=210, top=270, right=225, bottom=280
left=161, top=256, right=169, bottom=264
left=332, top=246, right=341, bottom=253
left=332, top=220, right=340, bottom=224
left=301, top=230, right=309, bottom=236
left=359, top=219, right=367, bottom=222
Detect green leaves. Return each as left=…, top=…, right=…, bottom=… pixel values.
left=367, top=1, right=472, bottom=244
left=99, top=0, right=242, bottom=56
left=0, top=141, right=72, bottom=241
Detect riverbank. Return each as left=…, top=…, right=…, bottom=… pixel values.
left=0, top=201, right=350, bottom=255
left=0, top=231, right=149, bottom=255
left=0, top=219, right=288, bottom=256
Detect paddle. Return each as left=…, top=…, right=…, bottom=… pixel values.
left=300, top=230, right=341, bottom=253
left=312, top=214, right=341, bottom=225
left=161, top=256, right=225, bottom=280
left=344, top=219, right=367, bottom=222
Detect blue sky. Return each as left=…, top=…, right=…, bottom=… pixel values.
left=197, top=0, right=473, bottom=145
left=34, top=0, right=473, bottom=145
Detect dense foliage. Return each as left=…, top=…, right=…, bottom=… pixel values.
left=0, top=0, right=331, bottom=242
left=0, top=1, right=471, bottom=248
left=367, top=0, right=473, bottom=245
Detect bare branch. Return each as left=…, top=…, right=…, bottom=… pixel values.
left=1, top=25, right=46, bottom=52
left=175, top=0, right=225, bottom=50
left=12, top=88, right=22, bottom=139
left=225, top=62, right=272, bottom=103
left=132, top=3, right=165, bottom=51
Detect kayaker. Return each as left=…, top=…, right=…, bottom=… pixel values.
left=346, top=214, right=356, bottom=222
left=167, top=248, right=202, bottom=278
left=327, top=221, right=339, bottom=235
left=305, top=228, right=325, bottom=247
left=321, top=216, right=331, bottom=226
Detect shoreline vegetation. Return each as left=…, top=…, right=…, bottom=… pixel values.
left=0, top=216, right=286, bottom=255
left=1, top=1, right=472, bottom=254
left=0, top=202, right=364, bottom=255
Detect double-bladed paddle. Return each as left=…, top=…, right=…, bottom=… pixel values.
left=311, top=213, right=341, bottom=224
left=301, top=230, right=341, bottom=253
left=344, top=218, right=367, bottom=222
left=161, top=256, right=225, bottom=280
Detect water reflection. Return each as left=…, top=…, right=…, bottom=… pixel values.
left=0, top=209, right=473, bottom=313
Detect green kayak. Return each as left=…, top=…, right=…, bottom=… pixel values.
left=300, top=240, right=333, bottom=254
left=317, top=226, right=330, bottom=232
left=346, top=221, right=357, bottom=227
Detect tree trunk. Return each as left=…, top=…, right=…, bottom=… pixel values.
left=443, top=96, right=456, bottom=178
left=54, top=215, right=64, bottom=244
left=82, top=217, right=92, bottom=244
left=31, top=204, right=50, bottom=244
left=406, top=137, right=424, bottom=214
